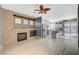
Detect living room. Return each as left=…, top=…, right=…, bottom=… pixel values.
left=0, top=4, right=78, bottom=55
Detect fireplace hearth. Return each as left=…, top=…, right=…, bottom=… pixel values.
left=17, top=32, right=27, bottom=42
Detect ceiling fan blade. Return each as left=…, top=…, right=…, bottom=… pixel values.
left=44, top=8, right=51, bottom=11
left=34, top=9, right=40, bottom=11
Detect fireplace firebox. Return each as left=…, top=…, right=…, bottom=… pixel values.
left=30, top=30, right=36, bottom=37
left=17, top=32, right=27, bottom=42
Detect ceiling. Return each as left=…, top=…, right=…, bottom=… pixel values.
left=1, top=4, right=78, bottom=22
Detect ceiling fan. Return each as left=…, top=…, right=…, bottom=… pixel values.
left=34, top=5, right=51, bottom=14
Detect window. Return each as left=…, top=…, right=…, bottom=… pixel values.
left=29, top=20, right=33, bottom=25
left=14, top=15, right=35, bottom=28
left=23, top=19, right=28, bottom=25
left=15, top=17, right=22, bottom=24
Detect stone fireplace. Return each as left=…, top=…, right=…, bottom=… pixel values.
left=17, top=32, right=27, bottom=42
left=2, top=8, right=37, bottom=48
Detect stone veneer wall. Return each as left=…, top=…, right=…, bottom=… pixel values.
left=2, top=8, right=36, bottom=49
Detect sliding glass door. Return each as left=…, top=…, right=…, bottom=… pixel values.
left=70, top=19, right=78, bottom=39
left=64, top=19, right=77, bottom=39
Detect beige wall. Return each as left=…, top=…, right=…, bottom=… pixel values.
left=2, top=9, right=36, bottom=49
left=0, top=6, right=3, bottom=50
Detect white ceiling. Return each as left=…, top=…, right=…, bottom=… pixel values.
left=1, top=4, right=78, bottom=22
